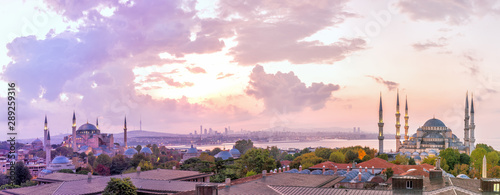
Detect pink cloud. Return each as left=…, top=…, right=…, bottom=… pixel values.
left=186, top=66, right=207, bottom=74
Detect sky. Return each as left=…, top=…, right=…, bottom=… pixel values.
left=1, top=0, right=500, bottom=144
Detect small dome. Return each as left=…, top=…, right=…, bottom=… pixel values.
left=411, top=133, right=417, bottom=138
left=215, top=151, right=233, bottom=160
left=457, top=174, right=470, bottom=179
left=423, top=118, right=446, bottom=127
left=404, top=152, right=412, bottom=156
left=414, top=156, right=422, bottom=160
left=186, top=145, right=198, bottom=154
left=412, top=152, right=420, bottom=156
left=32, top=138, right=42, bottom=144
left=140, top=147, right=153, bottom=154
left=229, top=147, right=241, bottom=156
left=124, top=148, right=138, bottom=156
left=420, top=152, right=429, bottom=156
left=428, top=150, right=437, bottom=154
left=52, top=156, right=70, bottom=164
left=77, top=123, right=98, bottom=131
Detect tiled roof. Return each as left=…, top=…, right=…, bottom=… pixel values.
left=268, top=186, right=392, bottom=195
left=356, top=158, right=396, bottom=169
left=309, top=161, right=350, bottom=170
left=280, top=160, right=291, bottom=166
left=2, top=182, right=62, bottom=195
left=35, top=172, right=102, bottom=183
left=121, top=169, right=211, bottom=181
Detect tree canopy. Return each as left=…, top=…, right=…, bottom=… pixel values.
left=234, top=139, right=254, bottom=155
left=103, top=177, right=137, bottom=195
left=236, top=148, right=275, bottom=174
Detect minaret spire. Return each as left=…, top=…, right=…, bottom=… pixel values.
left=470, top=93, right=475, bottom=153
left=72, top=111, right=77, bottom=152
left=464, top=91, right=470, bottom=154
left=404, top=95, right=409, bottom=142
left=124, top=116, right=128, bottom=148
left=44, top=116, right=51, bottom=165
left=44, top=115, right=48, bottom=130
left=378, top=92, right=384, bottom=154
left=395, top=89, right=401, bottom=152
left=96, top=118, right=99, bottom=129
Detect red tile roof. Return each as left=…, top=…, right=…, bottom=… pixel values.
left=309, top=161, right=350, bottom=170
left=356, top=158, right=396, bottom=169
left=280, top=160, right=291, bottom=167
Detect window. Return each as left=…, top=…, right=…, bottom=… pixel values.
left=494, top=184, right=499, bottom=192
left=406, top=180, right=413, bottom=189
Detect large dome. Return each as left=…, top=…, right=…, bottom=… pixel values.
left=215, top=151, right=233, bottom=160
left=32, top=138, right=42, bottom=144
left=140, top=147, right=153, bottom=154
left=186, top=145, right=198, bottom=154
left=124, top=148, right=138, bottom=156
left=77, top=123, right=100, bottom=135
left=52, top=156, right=70, bottom=164
left=230, top=147, right=241, bottom=156
left=77, top=123, right=98, bottom=131
left=423, top=118, right=446, bottom=127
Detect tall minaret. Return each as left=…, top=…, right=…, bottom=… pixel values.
left=395, top=90, right=401, bottom=152
left=464, top=92, right=470, bottom=154
left=124, top=116, right=128, bottom=148
left=404, top=96, right=409, bottom=142
left=44, top=115, right=48, bottom=148
left=45, top=116, right=51, bottom=165
left=72, top=111, right=77, bottom=152
left=470, top=94, right=475, bottom=154
left=96, top=117, right=99, bottom=129
left=378, top=93, right=384, bottom=154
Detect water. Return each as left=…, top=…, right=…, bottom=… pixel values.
left=173, top=138, right=500, bottom=152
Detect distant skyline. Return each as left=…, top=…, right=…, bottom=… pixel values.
left=1, top=0, right=500, bottom=142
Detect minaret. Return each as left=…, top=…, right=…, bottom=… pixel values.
left=470, top=94, right=475, bottom=154
left=464, top=92, right=470, bottom=154
left=96, top=117, right=99, bottom=129
left=482, top=155, right=487, bottom=178
left=395, top=90, right=401, bottom=152
left=378, top=93, right=384, bottom=154
left=45, top=117, right=51, bottom=165
left=72, top=111, right=77, bottom=152
left=124, top=116, right=128, bottom=148
left=404, top=96, right=409, bottom=142
left=44, top=115, right=48, bottom=148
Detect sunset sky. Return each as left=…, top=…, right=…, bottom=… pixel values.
left=1, top=0, right=500, bottom=144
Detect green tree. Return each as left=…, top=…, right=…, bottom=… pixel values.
left=315, top=148, right=334, bottom=160
left=409, top=158, right=416, bottom=165
left=487, top=151, right=499, bottom=167
left=391, top=154, right=409, bottom=165
left=199, top=153, right=215, bottom=162
left=152, top=144, right=160, bottom=156
left=362, top=155, right=372, bottom=162
left=88, top=152, right=97, bottom=167
left=236, top=148, right=275, bottom=174
left=344, top=150, right=358, bottom=163
left=245, top=170, right=257, bottom=177
left=13, top=162, right=31, bottom=185
left=180, top=158, right=211, bottom=172
left=58, top=169, right=74, bottom=173
left=135, top=145, right=142, bottom=153
left=103, top=177, right=137, bottom=195
left=130, top=153, right=148, bottom=168
left=111, top=154, right=129, bottom=175
left=441, top=158, right=450, bottom=172
left=329, top=151, right=345, bottom=163
left=209, top=148, right=222, bottom=156
left=385, top=167, right=394, bottom=179
left=488, top=166, right=500, bottom=178
left=234, top=140, right=254, bottom=155
left=55, top=146, right=74, bottom=157
left=377, top=153, right=388, bottom=161
left=422, top=156, right=437, bottom=165
left=283, top=153, right=294, bottom=161
left=269, top=146, right=281, bottom=160
left=138, top=160, right=153, bottom=171
left=294, top=148, right=311, bottom=158
left=95, top=154, right=112, bottom=168
left=471, top=147, right=487, bottom=171
left=439, top=148, right=460, bottom=170
left=290, top=153, right=324, bottom=169
left=476, top=144, right=494, bottom=153
left=459, top=153, right=470, bottom=165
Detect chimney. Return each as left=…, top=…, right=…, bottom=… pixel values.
left=87, top=172, right=92, bottom=180
left=278, top=167, right=281, bottom=173
left=334, top=166, right=338, bottom=172
left=283, top=166, right=286, bottom=172
left=322, top=165, right=326, bottom=173
left=359, top=167, right=362, bottom=172
left=299, top=165, right=302, bottom=172
left=225, top=178, right=231, bottom=187
left=287, top=165, right=290, bottom=171
left=365, top=167, right=368, bottom=172
left=136, top=166, right=141, bottom=176
left=347, top=166, right=350, bottom=173
left=372, top=166, right=374, bottom=174
left=274, top=168, right=277, bottom=173
left=262, top=170, right=267, bottom=177
left=172, top=166, right=176, bottom=170
left=436, top=157, right=441, bottom=170
left=358, top=172, right=362, bottom=181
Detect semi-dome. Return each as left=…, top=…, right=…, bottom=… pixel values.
left=423, top=118, right=446, bottom=127
left=404, top=152, right=412, bottom=156
left=52, top=156, right=70, bottom=164
left=186, top=145, right=198, bottom=154
left=32, top=138, right=42, bottom=144
left=124, top=148, right=138, bottom=156
left=229, top=147, right=241, bottom=156
left=140, top=147, right=153, bottom=154
left=215, top=151, right=233, bottom=160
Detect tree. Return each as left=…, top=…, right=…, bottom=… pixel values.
left=0, top=174, right=10, bottom=186
left=180, top=158, right=211, bottom=172
left=290, top=153, right=324, bottom=169
left=487, top=151, right=499, bottom=167
left=344, top=150, right=358, bottom=163
left=88, top=152, right=97, bottom=167
left=385, top=167, right=394, bottom=180
left=103, top=177, right=137, bottom=195
left=283, top=153, right=294, bottom=161
left=358, top=148, right=367, bottom=160
left=199, top=153, right=215, bottom=162
left=488, top=166, right=500, bottom=178
left=236, top=148, right=275, bottom=174
left=130, top=153, right=148, bottom=168
left=96, top=164, right=111, bottom=176
left=471, top=147, right=487, bottom=171
left=391, top=154, right=408, bottom=165
left=135, top=145, right=142, bottom=153
left=138, top=160, right=153, bottom=171
left=439, top=148, right=461, bottom=171
left=111, top=154, right=129, bottom=175
left=55, top=146, right=73, bottom=157
left=234, top=140, right=254, bottom=155
left=329, top=151, right=345, bottom=163
left=441, top=158, right=450, bottom=172
left=315, top=148, right=333, bottom=160
left=95, top=154, right=112, bottom=168
left=459, top=153, right=470, bottom=165
left=422, top=156, right=437, bottom=166
left=269, top=146, right=281, bottom=161
left=294, top=148, right=311, bottom=158
left=409, top=158, right=416, bottom=165
left=476, top=144, right=494, bottom=153
left=58, top=169, right=74, bottom=173
left=79, top=152, right=87, bottom=160
left=13, top=162, right=31, bottom=185
left=377, top=153, right=388, bottom=161
left=362, top=155, right=372, bottom=162
left=152, top=144, right=160, bottom=156
left=209, top=148, right=222, bottom=156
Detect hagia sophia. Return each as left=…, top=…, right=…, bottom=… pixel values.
left=378, top=91, right=476, bottom=161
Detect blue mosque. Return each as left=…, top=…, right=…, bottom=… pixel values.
left=378, top=91, right=475, bottom=159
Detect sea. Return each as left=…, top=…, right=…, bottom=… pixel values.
left=170, top=138, right=500, bottom=153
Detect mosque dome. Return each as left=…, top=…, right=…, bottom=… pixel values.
left=32, top=138, right=42, bottom=144
left=124, top=148, right=138, bottom=156
left=404, top=152, right=412, bottom=156
left=230, top=147, right=241, bottom=156
left=140, top=147, right=153, bottom=154
left=423, top=118, right=446, bottom=127
left=423, top=133, right=443, bottom=139
left=215, top=151, right=233, bottom=160
left=186, top=145, right=198, bottom=154
left=52, top=156, right=70, bottom=164
left=414, top=156, right=422, bottom=160
left=420, top=152, right=428, bottom=156
left=412, top=152, right=420, bottom=156
left=77, top=123, right=100, bottom=135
